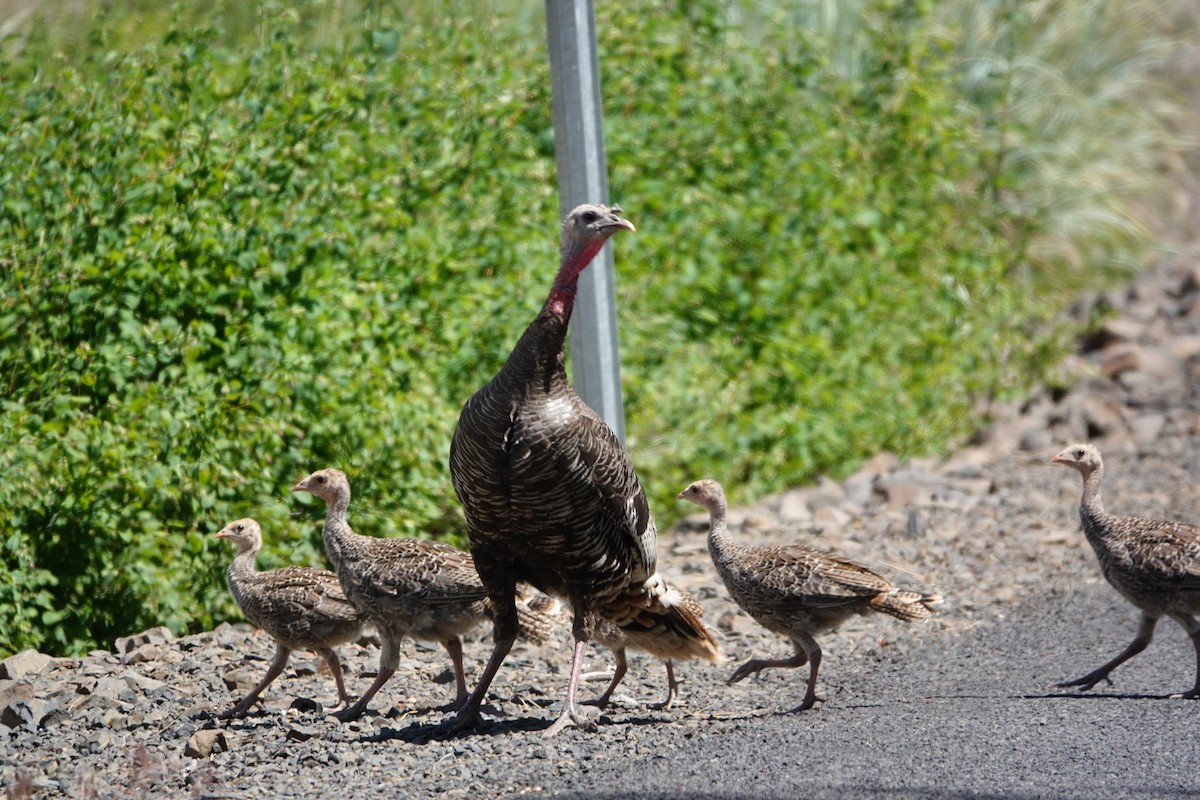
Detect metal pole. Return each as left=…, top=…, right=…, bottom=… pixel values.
left=545, top=0, right=626, bottom=445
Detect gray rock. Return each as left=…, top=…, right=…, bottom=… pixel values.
left=222, top=667, right=259, bottom=692
left=1129, top=412, right=1167, bottom=445
left=1, top=698, right=61, bottom=731
left=776, top=490, right=813, bottom=524
left=184, top=728, right=228, bottom=758
left=114, top=626, right=174, bottom=657
left=287, top=724, right=322, bottom=742
left=805, top=476, right=846, bottom=512
left=0, top=650, right=52, bottom=680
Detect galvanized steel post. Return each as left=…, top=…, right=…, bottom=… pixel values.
left=545, top=0, right=626, bottom=445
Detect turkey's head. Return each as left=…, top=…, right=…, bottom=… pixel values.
left=1051, top=443, right=1103, bottom=477
left=215, top=518, right=263, bottom=552
left=292, top=468, right=351, bottom=504
left=678, top=478, right=726, bottom=514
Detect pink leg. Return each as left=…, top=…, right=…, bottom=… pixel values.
left=220, top=645, right=291, bottom=719
left=543, top=634, right=591, bottom=737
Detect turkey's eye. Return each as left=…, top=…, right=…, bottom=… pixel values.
left=235, top=524, right=244, bottom=533
left=316, top=475, right=326, bottom=484
left=582, top=211, right=597, bottom=224
left=1074, top=448, right=1085, bottom=459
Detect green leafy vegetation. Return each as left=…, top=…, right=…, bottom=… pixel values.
left=0, top=0, right=1191, bottom=655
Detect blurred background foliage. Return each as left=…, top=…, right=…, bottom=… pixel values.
left=1, top=0, right=1196, bottom=655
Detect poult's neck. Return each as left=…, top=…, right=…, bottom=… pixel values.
left=323, top=490, right=351, bottom=530
left=1079, top=466, right=1104, bottom=515
left=706, top=501, right=735, bottom=561
left=228, top=545, right=260, bottom=579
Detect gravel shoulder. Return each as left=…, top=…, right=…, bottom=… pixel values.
left=3, top=260, right=1199, bottom=799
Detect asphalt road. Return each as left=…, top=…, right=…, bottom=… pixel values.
left=535, top=582, right=1200, bottom=799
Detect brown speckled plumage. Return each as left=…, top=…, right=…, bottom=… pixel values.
left=292, top=468, right=554, bottom=721
left=215, top=518, right=364, bottom=718
left=589, top=582, right=722, bottom=710
left=679, top=479, right=941, bottom=712
left=1052, top=443, right=1200, bottom=697
left=448, top=204, right=717, bottom=734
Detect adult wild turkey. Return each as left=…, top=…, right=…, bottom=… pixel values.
left=1052, top=443, right=1200, bottom=697
left=449, top=204, right=714, bottom=734
left=213, top=518, right=364, bottom=718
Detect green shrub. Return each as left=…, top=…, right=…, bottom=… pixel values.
left=0, top=1, right=1142, bottom=655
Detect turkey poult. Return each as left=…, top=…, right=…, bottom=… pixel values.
left=214, top=518, right=364, bottom=719
left=588, top=582, right=722, bottom=710
left=679, top=479, right=942, bottom=712
left=449, top=203, right=716, bottom=735
left=291, top=468, right=554, bottom=721
left=1052, top=443, right=1200, bottom=698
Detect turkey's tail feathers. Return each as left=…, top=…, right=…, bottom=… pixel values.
left=871, top=589, right=943, bottom=622
left=513, top=588, right=562, bottom=643
left=608, top=576, right=723, bottom=664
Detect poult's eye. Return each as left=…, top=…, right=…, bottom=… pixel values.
left=1074, top=448, right=1085, bottom=459
left=235, top=524, right=244, bottom=533
left=316, top=475, right=326, bottom=484
left=582, top=211, right=597, bottom=224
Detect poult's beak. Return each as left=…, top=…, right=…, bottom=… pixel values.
left=214, top=529, right=231, bottom=539
left=291, top=478, right=307, bottom=492
left=1050, top=453, right=1066, bottom=464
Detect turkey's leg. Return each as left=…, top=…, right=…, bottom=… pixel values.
left=791, top=634, right=822, bottom=712
left=1059, top=613, right=1156, bottom=692
left=316, top=647, right=353, bottom=709
left=220, top=644, right=290, bottom=719
left=544, top=632, right=591, bottom=736
left=1168, top=613, right=1200, bottom=699
left=336, top=634, right=400, bottom=721
left=649, top=659, right=678, bottom=710
left=441, top=637, right=469, bottom=710
left=450, top=588, right=517, bottom=732
left=727, top=651, right=808, bottom=684
left=584, top=647, right=627, bottom=709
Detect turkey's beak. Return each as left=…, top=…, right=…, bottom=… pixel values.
left=291, top=477, right=308, bottom=493
left=602, top=215, right=635, bottom=234
left=1050, top=453, right=1067, bottom=464
left=676, top=491, right=687, bottom=500
left=214, top=528, right=232, bottom=539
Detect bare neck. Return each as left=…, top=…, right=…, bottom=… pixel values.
left=544, top=237, right=608, bottom=319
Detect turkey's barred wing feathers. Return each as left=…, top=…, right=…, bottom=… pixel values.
left=611, top=583, right=723, bottom=664
left=732, top=544, right=893, bottom=609
left=228, top=566, right=362, bottom=646
left=503, top=398, right=655, bottom=581
left=1099, top=513, right=1200, bottom=588
left=342, top=537, right=488, bottom=607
